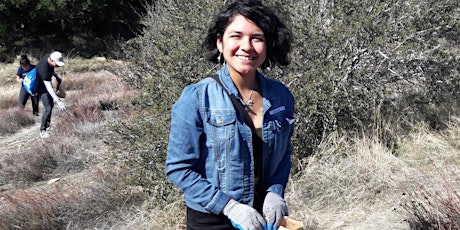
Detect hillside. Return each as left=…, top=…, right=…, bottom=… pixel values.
left=0, top=58, right=142, bottom=229
left=1, top=58, right=459, bottom=229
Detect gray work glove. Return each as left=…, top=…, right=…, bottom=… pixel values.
left=223, top=199, right=267, bottom=230
left=56, top=99, right=67, bottom=111
left=263, top=192, right=288, bottom=230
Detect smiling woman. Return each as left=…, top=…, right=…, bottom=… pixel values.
left=217, top=14, right=267, bottom=128
left=217, top=14, right=267, bottom=80
left=165, top=0, right=295, bottom=229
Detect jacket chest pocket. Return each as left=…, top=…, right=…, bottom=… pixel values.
left=206, top=111, right=236, bottom=141
left=266, top=115, right=294, bottom=152
left=206, top=111, right=237, bottom=171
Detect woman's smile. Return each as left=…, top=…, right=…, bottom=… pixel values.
left=217, top=14, right=267, bottom=78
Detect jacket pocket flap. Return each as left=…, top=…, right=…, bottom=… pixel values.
left=208, top=112, right=236, bottom=126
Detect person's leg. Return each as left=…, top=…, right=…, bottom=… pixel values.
left=31, top=95, right=39, bottom=115
left=40, top=93, right=54, bottom=132
left=18, top=87, right=29, bottom=109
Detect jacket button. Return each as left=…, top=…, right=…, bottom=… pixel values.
left=216, top=118, right=223, bottom=124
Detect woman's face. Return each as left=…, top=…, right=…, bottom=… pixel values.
left=217, top=14, right=266, bottom=77
left=21, top=64, right=30, bottom=71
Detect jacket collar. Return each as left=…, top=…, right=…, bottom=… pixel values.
left=218, top=65, right=280, bottom=100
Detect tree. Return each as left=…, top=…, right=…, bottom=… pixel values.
left=0, top=0, right=153, bottom=61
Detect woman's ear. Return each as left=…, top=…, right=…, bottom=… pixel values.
left=216, top=34, right=223, bottom=53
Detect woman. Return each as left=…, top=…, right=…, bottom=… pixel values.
left=166, top=1, right=294, bottom=229
left=16, top=54, right=39, bottom=116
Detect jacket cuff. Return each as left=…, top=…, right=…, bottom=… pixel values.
left=205, top=190, right=231, bottom=215
left=267, top=184, right=285, bottom=198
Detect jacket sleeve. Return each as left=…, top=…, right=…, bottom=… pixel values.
left=165, top=85, right=230, bottom=214
left=266, top=134, right=293, bottom=197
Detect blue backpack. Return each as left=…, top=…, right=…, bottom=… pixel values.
left=22, top=68, right=38, bottom=95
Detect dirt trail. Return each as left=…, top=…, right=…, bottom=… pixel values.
left=0, top=97, right=46, bottom=153
left=0, top=99, right=68, bottom=154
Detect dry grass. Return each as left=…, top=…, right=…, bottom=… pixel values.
left=0, top=58, right=137, bottom=230
left=0, top=61, right=20, bottom=83
left=61, top=56, right=125, bottom=74
left=0, top=166, right=129, bottom=230
left=126, top=119, right=459, bottom=230
left=0, top=95, right=17, bottom=110
left=284, top=133, right=406, bottom=229
left=0, top=141, right=59, bottom=183
left=399, top=171, right=460, bottom=229
left=0, top=108, right=35, bottom=135
left=280, top=120, right=460, bottom=230
left=396, top=122, right=460, bottom=230
left=1, top=57, right=459, bottom=229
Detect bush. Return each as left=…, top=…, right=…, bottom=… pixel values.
left=116, top=0, right=460, bottom=206
left=0, top=108, right=35, bottom=135
left=0, top=0, right=154, bottom=60
left=283, top=0, right=459, bottom=159
left=115, top=0, right=225, bottom=207
left=399, top=171, right=460, bottom=229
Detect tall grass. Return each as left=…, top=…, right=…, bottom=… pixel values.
left=115, top=118, right=457, bottom=229
left=395, top=120, right=460, bottom=229
left=0, top=59, right=137, bottom=229
left=0, top=167, right=130, bottom=230
left=0, top=95, right=17, bottom=109
left=285, top=132, right=406, bottom=229
left=0, top=108, right=35, bottom=135
left=400, top=171, right=460, bottom=229
left=0, top=142, right=59, bottom=183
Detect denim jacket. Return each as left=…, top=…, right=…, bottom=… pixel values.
left=166, top=65, right=294, bottom=215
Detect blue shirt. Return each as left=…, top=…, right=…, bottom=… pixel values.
left=166, top=65, right=295, bottom=215
left=17, top=64, right=36, bottom=79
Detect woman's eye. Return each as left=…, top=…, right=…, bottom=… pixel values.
left=253, top=37, right=265, bottom=42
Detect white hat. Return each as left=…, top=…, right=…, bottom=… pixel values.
left=50, top=51, right=65, bottom=67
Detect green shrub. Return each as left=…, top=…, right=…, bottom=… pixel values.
left=115, top=0, right=224, bottom=207
left=115, top=0, right=460, bottom=206
left=281, top=0, right=459, bottom=159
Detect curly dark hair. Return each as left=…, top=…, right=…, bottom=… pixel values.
left=203, top=0, right=292, bottom=69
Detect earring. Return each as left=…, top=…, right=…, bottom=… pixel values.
left=266, top=59, right=272, bottom=71
left=217, top=52, right=225, bottom=65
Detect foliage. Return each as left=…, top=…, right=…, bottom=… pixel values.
left=116, top=0, right=459, bottom=215
left=116, top=0, right=224, bottom=207
left=282, top=0, right=459, bottom=159
left=0, top=0, right=153, bottom=61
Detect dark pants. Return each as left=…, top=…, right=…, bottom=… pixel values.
left=186, top=207, right=236, bottom=230
left=18, top=86, right=39, bottom=113
left=39, top=92, right=54, bottom=131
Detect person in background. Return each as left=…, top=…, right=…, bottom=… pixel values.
left=166, top=0, right=294, bottom=229
left=36, top=51, right=67, bottom=138
left=16, top=54, right=39, bottom=116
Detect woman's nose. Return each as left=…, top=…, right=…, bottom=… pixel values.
left=240, top=37, right=253, bottom=52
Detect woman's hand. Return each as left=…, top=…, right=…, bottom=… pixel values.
left=223, top=199, right=267, bottom=230
left=263, top=192, right=288, bottom=230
